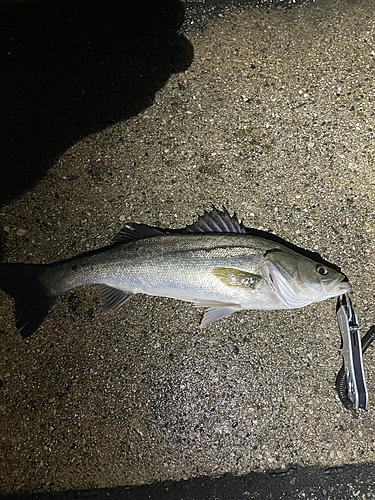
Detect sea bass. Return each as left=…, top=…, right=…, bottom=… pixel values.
left=0, top=209, right=350, bottom=337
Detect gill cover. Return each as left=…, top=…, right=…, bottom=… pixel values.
left=262, top=250, right=348, bottom=308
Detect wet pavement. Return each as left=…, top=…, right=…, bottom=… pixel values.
left=1, top=0, right=375, bottom=497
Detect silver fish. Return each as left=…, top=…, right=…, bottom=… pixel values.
left=0, top=209, right=350, bottom=337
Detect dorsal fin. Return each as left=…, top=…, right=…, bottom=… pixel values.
left=112, top=208, right=245, bottom=244
left=112, top=223, right=163, bottom=244
left=182, top=207, right=246, bottom=234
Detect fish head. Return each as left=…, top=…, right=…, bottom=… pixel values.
left=262, top=250, right=351, bottom=308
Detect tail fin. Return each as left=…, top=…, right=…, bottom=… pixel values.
left=0, top=263, right=57, bottom=338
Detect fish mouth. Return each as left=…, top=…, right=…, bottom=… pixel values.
left=336, top=281, right=352, bottom=295
left=266, top=262, right=352, bottom=307
left=325, top=275, right=351, bottom=295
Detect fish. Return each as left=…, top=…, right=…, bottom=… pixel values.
left=0, top=208, right=351, bottom=338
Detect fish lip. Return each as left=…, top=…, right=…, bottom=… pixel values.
left=325, top=275, right=351, bottom=294
left=332, top=279, right=351, bottom=294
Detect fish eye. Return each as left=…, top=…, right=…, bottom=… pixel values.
left=316, top=266, right=328, bottom=275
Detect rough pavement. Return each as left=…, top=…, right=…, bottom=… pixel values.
left=1, top=0, right=375, bottom=494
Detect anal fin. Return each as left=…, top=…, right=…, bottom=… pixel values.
left=97, top=284, right=132, bottom=311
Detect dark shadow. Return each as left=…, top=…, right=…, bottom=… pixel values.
left=0, top=0, right=193, bottom=206
left=3, top=463, right=375, bottom=500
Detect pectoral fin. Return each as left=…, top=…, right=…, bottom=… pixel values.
left=212, top=267, right=263, bottom=288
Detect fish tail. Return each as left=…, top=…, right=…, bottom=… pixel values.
left=0, top=263, right=57, bottom=338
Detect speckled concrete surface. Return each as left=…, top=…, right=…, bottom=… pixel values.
left=1, top=0, right=375, bottom=494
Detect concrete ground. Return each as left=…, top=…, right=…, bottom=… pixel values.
left=1, top=0, right=375, bottom=496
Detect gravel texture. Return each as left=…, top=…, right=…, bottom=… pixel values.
left=1, top=0, right=375, bottom=494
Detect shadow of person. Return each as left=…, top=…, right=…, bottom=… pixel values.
left=0, top=0, right=193, bottom=206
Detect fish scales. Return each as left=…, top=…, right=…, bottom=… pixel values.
left=0, top=208, right=351, bottom=337
left=41, top=234, right=278, bottom=305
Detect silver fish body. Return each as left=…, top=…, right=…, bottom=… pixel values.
left=0, top=209, right=351, bottom=337
left=42, top=233, right=285, bottom=308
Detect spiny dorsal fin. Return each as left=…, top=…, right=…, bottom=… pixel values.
left=112, top=223, right=163, bottom=245
left=183, top=207, right=246, bottom=234
left=113, top=208, right=245, bottom=244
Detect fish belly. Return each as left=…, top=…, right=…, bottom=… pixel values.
left=99, top=235, right=286, bottom=310
left=42, top=233, right=287, bottom=310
